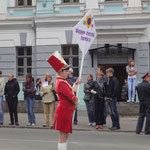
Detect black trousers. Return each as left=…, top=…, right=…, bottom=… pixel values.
left=94, top=98, right=104, bottom=125
left=136, top=102, right=150, bottom=134
left=6, top=97, right=18, bottom=123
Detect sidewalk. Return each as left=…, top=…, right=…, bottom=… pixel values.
left=0, top=111, right=139, bottom=133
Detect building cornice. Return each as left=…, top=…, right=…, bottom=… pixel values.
left=34, top=12, right=150, bottom=25
left=54, top=2, right=85, bottom=12
left=96, top=26, right=147, bottom=36
left=8, top=6, right=36, bottom=11
left=7, top=6, right=36, bottom=16
left=1, top=12, right=150, bottom=26
left=0, top=19, right=33, bottom=26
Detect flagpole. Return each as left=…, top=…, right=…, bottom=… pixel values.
left=73, top=53, right=84, bottom=122
left=76, top=53, right=84, bottom=98
left=72, top=9, right=96, bottom=123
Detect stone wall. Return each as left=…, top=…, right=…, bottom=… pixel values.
left=114, top=102, right=139, bottom=116
left=3, top=101, right=44, bottom=113
left=3, top=101, right=139, bottom=116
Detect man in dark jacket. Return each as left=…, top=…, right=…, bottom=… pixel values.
left=105, top=68, right=120, bottom=130
left=91, top=73, right=105, bottom=129
left=96, top=66, right=107, bottom=125
left=136, top=72, right=150, bottom=135
left=4, top=74, right=20, bottom=126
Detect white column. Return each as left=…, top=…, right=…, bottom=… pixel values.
left=86, top=0, right=99, bottom=9
left=80, top=0, right=86, bottom=3
left=32, top=0, right=36, bottom=6
left=10, top=0, right=15, bottom=7
left=128, top=0, right=142, bottom=12
left=55, top=0, right=61, bottom=4
left=0, top=0, right=7, bottom=19
left=128, top=0, right=141, bottom=7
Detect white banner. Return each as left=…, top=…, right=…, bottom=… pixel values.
left=73, top=10, right=97, bottom=56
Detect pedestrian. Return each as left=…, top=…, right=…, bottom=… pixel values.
left=96, top=66, right=107, bottom=83
left=4, top=74, right=20, bottom=126
left=40, top=73, right=55, bottom=128
left=0, top=70, right=5, bottom=125
left=91, top=73, right=105, bottom=130
left=35, top=78, right=42, bottom=100
left=67, top=68, right=78, bottom=125
left=121, top=79, right=128, bottom=102
left=84, top=74, right=95, bottom=126
left=47, top=51, right=79, bottom=150
left=105, top=68, right=120, bottom=130
left=136, top=72, right=150, bottom=135
left=126, top=59, right=137, bottom=103
left=96, top=66, right=107, bottom=125
left=23, top=73, right=36, bottom=126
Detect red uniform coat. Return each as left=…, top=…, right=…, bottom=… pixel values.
left=53, top=76, right=78, bottom=133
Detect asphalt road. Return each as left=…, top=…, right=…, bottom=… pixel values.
left=0, top=128, right=149, bottom=150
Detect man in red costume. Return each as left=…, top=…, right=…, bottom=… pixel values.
left=47, top=51, right=79, bottom=150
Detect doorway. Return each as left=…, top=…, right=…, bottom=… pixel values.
left=99, top=64, right=128, bottom=102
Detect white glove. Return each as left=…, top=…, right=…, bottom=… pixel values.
left=76, top=99, right=80, bottom=105
left=91, top=89, right=97, bottom=94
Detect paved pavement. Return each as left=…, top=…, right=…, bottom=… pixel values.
left=0, top=128, right=150, bottom=150
left=0, top=111, right=140, bottom=133
left=1, top=111, right=149, bottom=150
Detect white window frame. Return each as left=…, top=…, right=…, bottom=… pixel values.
left=56, top=0, right=83, bottom=4
left=62, top=45, right=79, bottom=77
left=62, top=0, right=79, bottom=3
left=105, top=0, right=123, bottom=1
left=16, top=47, right=32, bottom=79
left=16, top=0, right=32, bottom=6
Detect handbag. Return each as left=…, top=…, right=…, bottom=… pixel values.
left=52, top=82, right=58, bottom=101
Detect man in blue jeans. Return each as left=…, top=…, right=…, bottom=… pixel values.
left=105, top=68, right=120, bottom=130
left=0, top=70, right=5, bottom=125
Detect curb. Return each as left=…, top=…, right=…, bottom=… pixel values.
left=0, top=125, right=137, bottom=133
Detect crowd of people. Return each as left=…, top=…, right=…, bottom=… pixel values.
left=0, top=59, right=140, bottom=129
left=0, top=71, right=57, bottom=127
left=0, top=68, right=80, bottom=128
left=0, top=57, right=149, bottom=138
left=84, top=66, right=120, bottom=130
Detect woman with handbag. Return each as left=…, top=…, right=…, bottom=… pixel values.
left=40, top=73, right=55, bottom=128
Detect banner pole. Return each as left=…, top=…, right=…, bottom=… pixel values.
left=73, top=53, right=84, bottom=122
left=76, top=53, right=84, bottom=98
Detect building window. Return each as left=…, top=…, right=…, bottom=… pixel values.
left=105, top=0, right=123, bottom=1
left=62, top=45, right=79, bottom=77
left=63, top=0, right=79, bottom=3
left=16, top=0, right=32, bottom=6
left=16, top=47, right=32, bottom=78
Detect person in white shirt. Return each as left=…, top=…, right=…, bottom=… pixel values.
left=126, top=59, right=137, bottom=103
